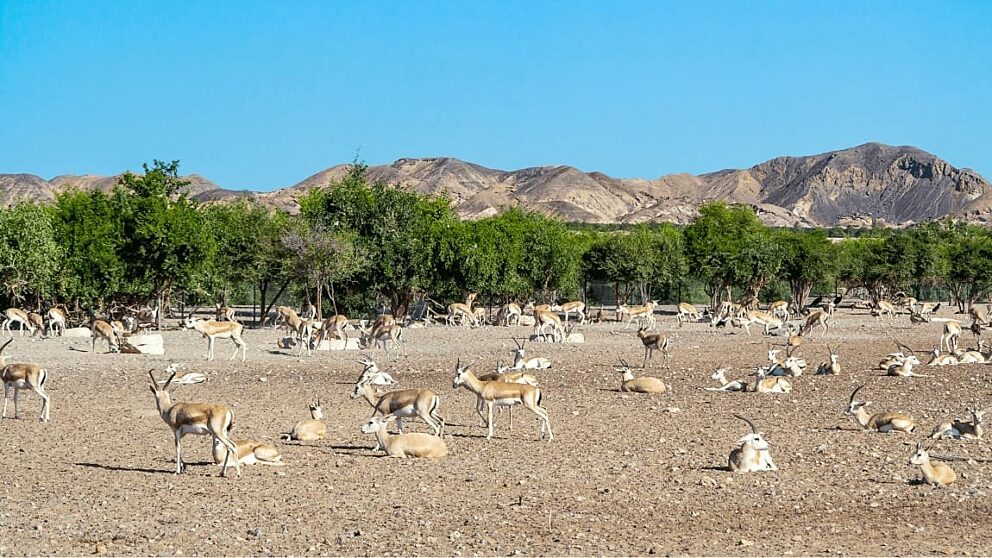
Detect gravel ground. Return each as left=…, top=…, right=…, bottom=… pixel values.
left=2, top=309, right=992, bottom=556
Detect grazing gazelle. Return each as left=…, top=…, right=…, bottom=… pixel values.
left=931, top=408, right=986, bottom=440
left=844, top=384, right=915, bottom=433
left=452, top=359, right=552, bottom=441
left=909, top=442, right=956, bottom=487
left=553, top=300, right=586, bottom=325
left=447, top=292, right=479, bottom=327
left=676, top=302, right=702, bottom=325
left=613, top=358, right=668, bottom=394
left=315, top=314, right=350, bottom=346
left=361, top=415, right=447, bottom=459
left=931, top=318, right=963, bottom=353
left=0, top=339, right=51, bottom=422
left=728, top=415, right=777, bottom=473
left=148, top=367, right=240, bottom=477
left=620, top=300, right=658, bottom=330
left=533, top=308, right=565, bottom=343
left=768, top=300, right=790, bottom=321
left=359, top=323, right=406, bottom=355
left=182, top=317, right=247, bottom=362
left=90, top=319, right=120, bottom=353
left=2, top=308, right=36, bottom=336
left=496, top=303, right=522, bottom=327
left=636, top=327, right=670, bottom=367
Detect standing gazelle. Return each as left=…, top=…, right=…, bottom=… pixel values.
left=452, top=359, right=552, bottom=441
left=148, top=368, right=241, bottom=477
left=637, top=327, right=670, bottom=367
left=553, top=300, right=586, bottom=325
left=182, top=317, right=247, bottom=362
left=2, top=308, right=36, bottom=336
left=1, top=339, right=51, bottom=422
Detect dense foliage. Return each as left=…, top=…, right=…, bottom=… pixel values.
left=3, top=160, right=992, bottom=322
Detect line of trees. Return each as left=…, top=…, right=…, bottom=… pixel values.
left=2, top=160, right=991, bottom=323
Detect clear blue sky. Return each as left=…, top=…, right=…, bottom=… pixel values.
left=1, top=1, right=989, bottom=190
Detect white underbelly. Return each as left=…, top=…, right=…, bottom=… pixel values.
left=179, top=424, right=210, bottom=436
left=494, top=398, right=521, bottom=407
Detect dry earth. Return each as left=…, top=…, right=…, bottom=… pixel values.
left=3, top=309, right=992, bottom=556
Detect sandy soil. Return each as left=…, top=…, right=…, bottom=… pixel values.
left=2, top=309, right=992, bottom=556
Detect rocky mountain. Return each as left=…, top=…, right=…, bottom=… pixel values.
left=2, top=143, right=989, bottom=227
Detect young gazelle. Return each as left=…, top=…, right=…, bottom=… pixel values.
left=844, top=384, right=915, bottom=433
left=213, top=438, right=284, bottom=469
left=361, top=415, right=448, bottom=458
left=0, top=339, right=51, bottom=421
left=3, top=308, right=36, bottom=336
left=287, top=400, right=327, bottom=442
left=637, top=327, right=670, bottom=367
left=909, top=442, right=956, bottom=487
left=705, top=368, right=749, bottom=392
left=815, top=346, right=841, bottom=375
left=350, top=380, right=444, bottom=445
left=613, top=358, right=668, bottom=394
left=728, top=415, right=777, bottom=473
left=148, top=368, right=240, bottom=477
left=553, top=300, right=586, bottom=325
left=182, top=317, right=247, bottom=362
left=931, top=408, right=986, bottom=440
left=452, top=360, right=552, bottom=441
left=510, top=338, right=552, bottom=370
left=91, top=319, right=120, bottom=353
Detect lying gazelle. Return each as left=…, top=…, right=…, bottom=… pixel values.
left=452, top=359, right=552, bottom=441
left=931, top=408, right=986, bottom=440
left=148, top=368, right=240, bottom=477
left=91, top=319, right=120, bottom=353
left=1, top=339, right=51, bottom=422
left=357, top=356, right=398, bottom=386
left=927, top=348, right=959, bottom=367
left=705, top=368, right=749, bottom=392
left=844, top=384, right=915, bottom=433
left=2, top=308, right=36, bottom=336
left=909, top=442, right=956, bottom=487
left=766, top=348, right=806, bottom=377
left=286, top=400, right=327, bottom=442
left=153, top=362, right=208, bottom=387
left=553, top=300, right=586, bottom=325
left=728, top=415, right=777, bottom=473
left=752, top=367, right=792, bottom=393
left=183, top=317, right=248, bottom=362
left=351, top=378, right=444, bottom=448
left=510, top=337, right=552, bottom=370
left=637, top=327, right=670, bottom=367
left=361, top=415, right=448, bottom=458
left=613, top=358, right=668, bottom=394
left=213, top=438, right=284, bottom=469
left=815, top=346, right=841, bottom=375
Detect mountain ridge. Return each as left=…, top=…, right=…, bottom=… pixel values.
left=3, top=143, right=989, bottom=227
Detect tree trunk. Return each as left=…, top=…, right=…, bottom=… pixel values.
left=326, top=283, right=339, bottom=316
left=260, top=279, right=290, bottom=326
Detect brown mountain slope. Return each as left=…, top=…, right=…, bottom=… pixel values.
left=2, top=143, right=988, bottom=227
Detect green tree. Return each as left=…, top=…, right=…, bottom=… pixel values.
left=0, top=203, right=62, bottom=306
left=51, top=189, right=125, bottom=306
left=777, top=229, right=837, bottom=308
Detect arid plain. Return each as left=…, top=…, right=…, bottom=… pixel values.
left=3, top=309, right=992, bottom=556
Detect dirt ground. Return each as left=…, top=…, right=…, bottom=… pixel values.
left=3, top=308, right=992, bottom=556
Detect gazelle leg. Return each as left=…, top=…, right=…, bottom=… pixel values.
left=13, top=386, right=19, bottom=418
left=1, top=383, right=8, bottom=418
left=174, top=430, right=184, bottom=474
left=487, top=402, right=495, bottom=439
left=34, top=385, right=49, bottom=422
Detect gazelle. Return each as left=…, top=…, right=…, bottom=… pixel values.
left=927, top=349, right=959, bottom=367
left=359, top=323, right=406, bottom=355
left=875, top=300, right=897, bottom=320
left=909, top=442, right=956, bottom=487
left=931, top=408, right=986, bottom=440
left=620, top=300, right=657, bottom=330
left=0, top=339, right=51, bottom=421
left=728, top=415, right=777, bottom=473
left=747, top=310, right=783, bottom=335
left=705, top=368, right=749, bottom=392
left=91, top=319, right=119, bottom=353
left=954, top=345, right=987, bottom=364
left=357, top=356, right=398, bottom=386
left=637, top=327, right=670, bottom=367
left=919, top=301, right=941, bottom=318
left=300, top=300, right=317, bottom=321
left=214, top=302, right=237, bottom=322
left=533, top=308, right=564, bottom=343
left=46, top=307, right=67, bottom=337
left=148, top=368, right=240, bottom=477
left=886, top=354, right=929, bottom=377
left=752, top=367, right=792, bottom=393
left=2, top=308, right=36, bottom=336
left=271, top=305, right=295, bottom=330
left=510, top=338, right=552, bottom=370
left=931, top=318, right=963, bottom=353
left=447, top=292, right=479, bottom=327
left=969, top=303, right=991, bottom=325
left=844, top=384, right=915, bottom=433
left=613, top=358, right=668, bottom=393
left=350, top=379, right=444, bottom=446
left=481, top=363, right=540, bottom=431
left=213, top=438, right=284, bottom=469
left=361, top=415, right=448, bottom=458
left=27, top=312, right=44, bottom=336
left=676, top=302, right=701, bottom=325
left=553, top=300, right=586, bottom=325
left=452, top=360, right=552, bottom=441
left=768, top=300, right=790, bottom=321
left=815, top=346, right=841, bottom=375
left=287, top=400, right=327, bottom=442
left=182, top=317, right=247, bottom=362
left=801, top=309, right=830, bottom=338
left=497, top=303, right=522, bottom=326
left=315, top=314, right=350, bottom=346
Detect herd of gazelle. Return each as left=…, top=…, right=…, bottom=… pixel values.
left=4, top=293, right=988, bottom=487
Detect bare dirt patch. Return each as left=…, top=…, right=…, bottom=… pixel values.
left=2, top=311, right=992, bottom=556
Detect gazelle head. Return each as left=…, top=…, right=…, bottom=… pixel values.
left=767, top=348, right=781, bottom=363
left=361, top=414, right=397, bottom=434
left=734, top=414, right=770, bottom=450
left=148, top=368, right=177, bottom=411
left=309, top=399, right=324, bottom=420
left=180, top=317, right=200, bottom=330
left=909, top=441, right=934, bottom=466
left=844, top=384, right=871, bottom=417
left=452, top=358, right=474, bottom=388
left=613, top=357, right=632, bottom=375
